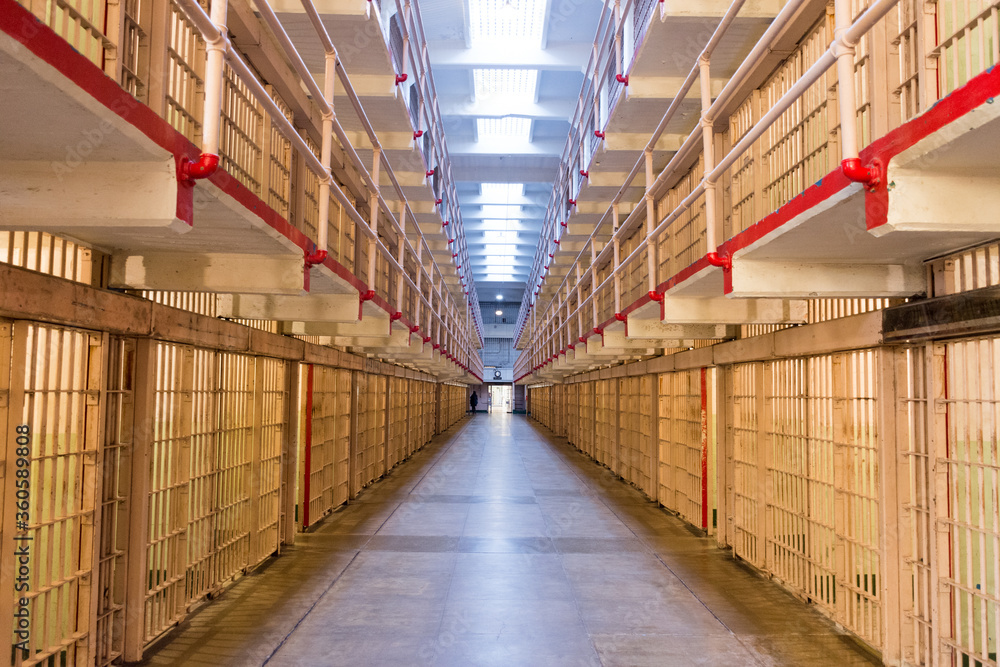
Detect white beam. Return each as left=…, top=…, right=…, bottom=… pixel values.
left=281, top=314, right=391, bottom=338
left=110, top=253, right=305, bottom=294
left=215, top=293, right=360, bottom=321
left=662, top=296, right=809, bottom=324
left=0, top=160, right=185, bottom=232
left=881, top=169, right=1000, bottom=236
left=624, top=319, right=734, bottom=340
left=728, top=260, right=925, bottom=298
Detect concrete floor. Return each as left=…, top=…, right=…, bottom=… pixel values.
left=139, top=412, right=880, bottom=667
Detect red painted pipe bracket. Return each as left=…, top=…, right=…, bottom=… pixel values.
left=304, top=247, right=328, bottom=268
left=567, top=198, right=577, bottom=206
left=435, top=198, right=442, bottom=205
left=648, top=290, right=664, bottom=302
left=422, top=336, right=432, bottom=344
left=426, top=168, right=435, bottom=177
left=395, top=73, right=408, bottom=85
left=706, top=252, right=732, bottom=271
left=579, top=170, right=589, bottom=178
left=410, top=325, right=420, bottom=333
left=615, top=74, right=629, bottom=85
left=593, top=327, right=603, bottom=335
left=594, top=130, right=605, bottom=139
left=179, top=153, right=220, bottom=184
left=360, top=289, right=376, bottom=302
left=413, top=130, right=423, bottom=139
left=390, top=311, right=402, bottom=321
left=614, top=313, right=627, bottom=322
left=841, top=157, right=883, bottom=192
left=579, top=335, right=587, bottom=343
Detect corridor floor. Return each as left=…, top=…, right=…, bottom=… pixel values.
left=140, top=412, right=880, bottom=667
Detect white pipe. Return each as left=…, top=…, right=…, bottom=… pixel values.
left=202, top=0, right=228, bottom=157
left=835, top=0, right=860, bottom=160
left=315, top=52, right=336, bottom=258
left=700, top=55, right=723, bottom=266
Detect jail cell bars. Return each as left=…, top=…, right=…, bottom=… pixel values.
left=618, top=376, right=655, bottom=498
left=440, top=384, right=466, bottom=431
left=138, top=344, right=294, bottom=647
left=899, top=338, right=1000, bottom=667
left=0, top=323, right=103, bottom=667
left=658, top=370, right=708, bottom=529
left=302, top=366, right=350, bottom=527
left=355, top=374, right=387, bottom=493
left=723, top=350, right=884, bottom=651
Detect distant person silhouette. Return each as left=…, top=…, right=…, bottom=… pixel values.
left=469, top=392, right=479, bottom=413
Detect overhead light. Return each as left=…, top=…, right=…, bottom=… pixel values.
left=485, top=273, right=515, bottom=282
left=496, top=294, right=503, bottom=300
left=477, top=117, right=531, bottom=141
left=473, top=69, right=538, bottom=101
left=495, top=309, right=503, bottom=316
left=486, top=257, right=517, bottom=267
left=469, top=0, right=546, bottom=48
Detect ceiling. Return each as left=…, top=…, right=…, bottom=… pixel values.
left=418, top=0, right=604, bottom=305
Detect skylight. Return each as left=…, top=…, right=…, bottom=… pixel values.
left=480, top=183, right=525, bottom=199
left=477, top=117, right=531, bottom=141
left=468, top=0, right=546, bottom=47
left=485, top=255, right=517, bottom=266
left=473, top=69, right=539, bottom=101
left=485, top=273, right=516, bottom=282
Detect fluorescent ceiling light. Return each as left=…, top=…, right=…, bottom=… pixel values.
left=485, top=273, right=516, bottom=282
left=473, top=69, right=538, bottom=101
left=485, top=256, right=517, bottom=266
left=468, top=0, right=546, bottom=47
left=481, top=183, right=525, bottom=199
left=495, top=309, right=503, bottom=316
left=496, top=294, right=503, bottom=300
left=477, top=117, right=531, bottom=141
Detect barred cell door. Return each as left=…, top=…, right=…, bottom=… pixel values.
left=1, top=322, right=107, bottom=667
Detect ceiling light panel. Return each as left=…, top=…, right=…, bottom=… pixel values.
left=484, top=255, right=517, bottom=266
left=484, top=273, right=516, bottom=282
left=473, top=69, right=539, bottom=101
left=477, top=117, right=531, bottom=141
left=468, top=0, right=546, bottom=47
